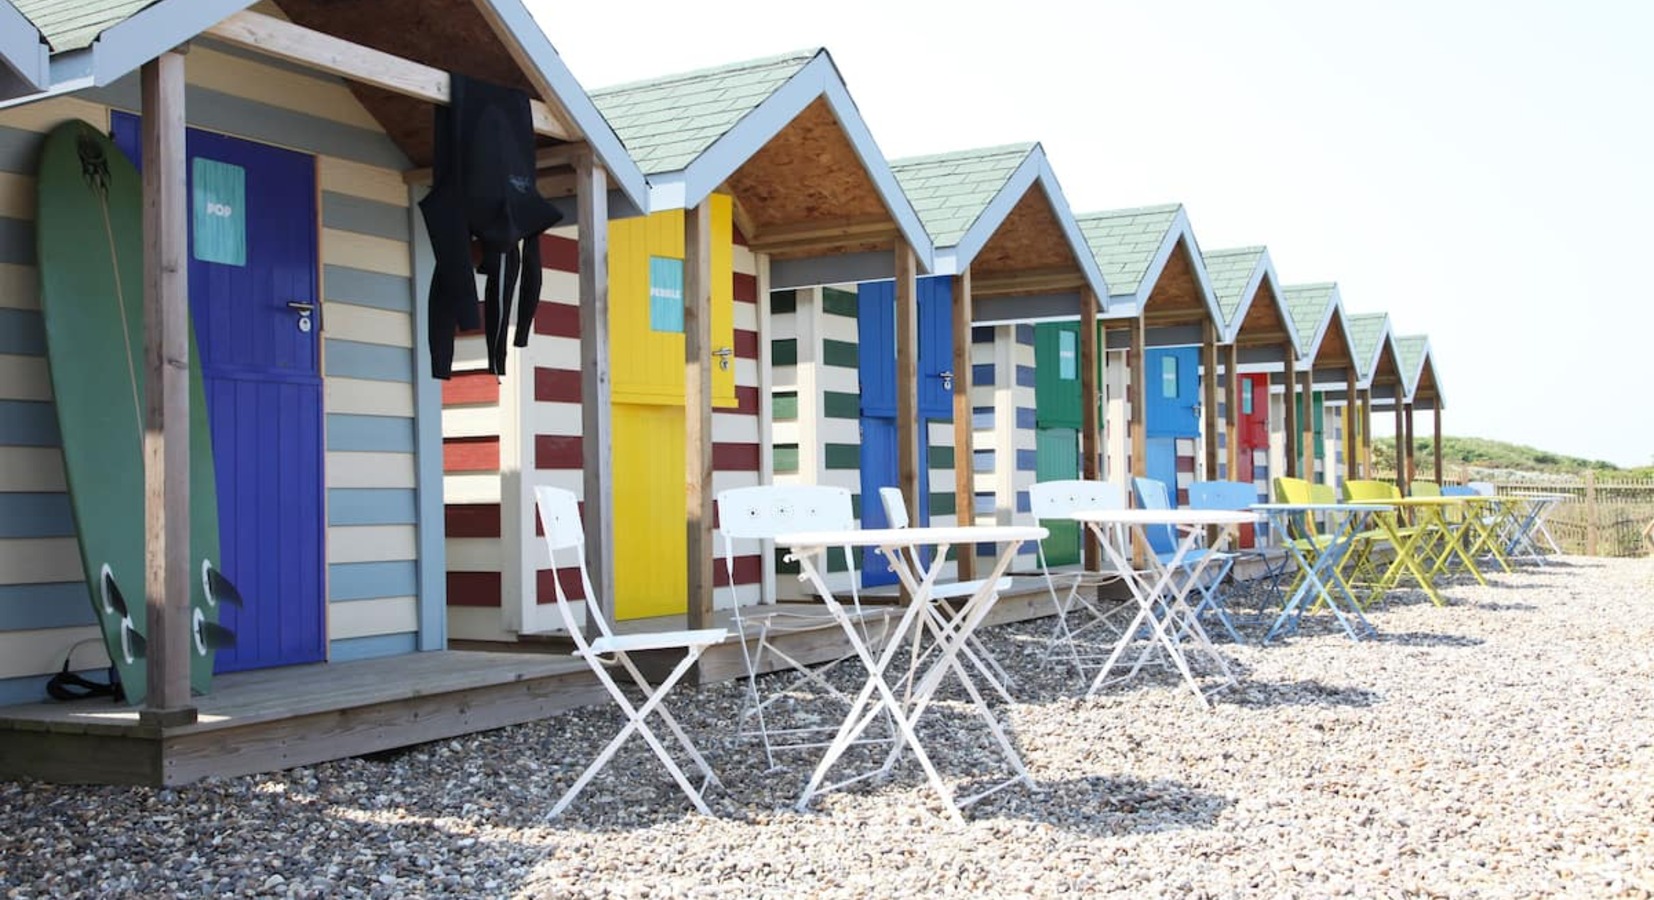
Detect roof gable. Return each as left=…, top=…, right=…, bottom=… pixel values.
left=891, top=143, right=1033, bottom=249
left=1076, top=203, right=1181, bottom=298
left=1344, top=312, right=1390, bottom=381
left=1281, top=283, right=1338, bottom=352
left=1203, top=246, right=1266, bottom=323
left=592, top=50, right=815, bottom=176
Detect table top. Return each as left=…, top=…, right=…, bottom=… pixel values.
left=1251, top=502, right=1389, bottom=513
left=775, top=524, right=1047, bottom=548
left=1069, top=508, right=1258, bottom=526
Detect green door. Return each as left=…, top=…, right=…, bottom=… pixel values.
left=1034, top=323, right=1084, bottom=565
left=1296, top=390, right=1326, bottom=460
left=1035, top=427, right=1081, bottom=564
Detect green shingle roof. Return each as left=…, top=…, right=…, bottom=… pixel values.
left=1076, top=204, right=1182, bottom=298
left=1203, top=246, right=1266, bottom=324
left=14, top=0, right=153, bottom=52
left=889, top=143, right=1034, bottom=249
left=1394, top=335, right=1429, bottom=392
left=1281, top=283, right=1337, bottom=351
left=591, top=50, right=818, bottom=175
left=1344, top=313, right=1388, bottom=380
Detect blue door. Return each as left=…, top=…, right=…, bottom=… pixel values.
left=1143, top=346, right=1199, bottom=553
left=114, top=115, right=326, bottom=672
left=856, top=276, right=952, bottom=586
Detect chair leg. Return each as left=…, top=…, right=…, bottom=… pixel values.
left=549, top=648, right=717, bottom=819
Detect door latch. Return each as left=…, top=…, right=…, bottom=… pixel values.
left=287, top=300, right=316, bottom=334
left=939, top=369, right=954, bottom=391
left=713, top=346, right=734, bottom=371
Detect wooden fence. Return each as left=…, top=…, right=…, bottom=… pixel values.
left=1370, top=470, right=1654, bottom=558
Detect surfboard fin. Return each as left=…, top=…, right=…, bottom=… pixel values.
left=205, top=566, right=245, bottom=608
left=196, top=620, right=237, bottom=651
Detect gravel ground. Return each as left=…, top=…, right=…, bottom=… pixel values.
left=3, top=556, right=1652, bottom=899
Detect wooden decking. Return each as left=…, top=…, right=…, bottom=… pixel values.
left=0, top=579, right=1063, bottom=786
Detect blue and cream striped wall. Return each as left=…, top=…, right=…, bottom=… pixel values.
left=0, top=44, right=443, bottom=705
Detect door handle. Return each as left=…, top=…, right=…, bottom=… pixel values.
left=712, top=346, right=734, bottom=371
left=938, top=369, right=954, bottom=391
left=287, top=300, right=316, bottom=334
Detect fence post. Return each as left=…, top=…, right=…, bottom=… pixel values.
left=1584, top=469, right=1599, bottom=556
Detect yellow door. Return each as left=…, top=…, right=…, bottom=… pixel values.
left=609, top=195, right=734, bottom=620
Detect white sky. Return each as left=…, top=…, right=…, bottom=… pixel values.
left=530, top=0, right=1654, bottom=467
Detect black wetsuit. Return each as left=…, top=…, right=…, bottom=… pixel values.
left=421, top=72, right=564, bottom=378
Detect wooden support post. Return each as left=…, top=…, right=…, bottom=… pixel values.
left=1359, top=388, right=1373, bottom=478
left=1079, top=288, right=1100, bottom=571
left=1283, top=353, right=1298, bottom=478
left=1202, top=321, right=1220, bottom=482
left=952, top=268, right=975, bottom=581
left=1432, top=405, right=1443, bottom=484
left=576, top=157, right=613, bottom=634
left=1300, top=367, right=1316, bottom=483
left=1224, top=343, right=1240, bottom=481
left=685, top=202, right=714, bottom=629
left=1402, top=403, right=1416, bottom=495
left=139, top=51, right=195, bottom=725
left=895, top=242, right=920, bottom=599
left=1129, top=314, right=1147, bottom=565
left=1343, top=365, right=1358, bottom=485
left=1393, top=395, right=1405, bottom=489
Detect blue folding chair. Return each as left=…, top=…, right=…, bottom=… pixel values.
left=1132, top=477, right=1244, bottom=644
left=1189, top=479, right=1290, bottom=619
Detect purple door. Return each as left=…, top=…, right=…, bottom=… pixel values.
left=113, top=114, right=326, bottom=671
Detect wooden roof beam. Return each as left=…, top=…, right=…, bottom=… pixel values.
left=970, top=267, right=1086, bottom=299
left=205, top=11, right=576, bottom=140
left=746, top=216, right=898, bottom=255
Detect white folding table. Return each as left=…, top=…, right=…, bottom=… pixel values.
left=1069, top=508, right=1256, bottom=708
left=775, top=524, right=1046, bottom=822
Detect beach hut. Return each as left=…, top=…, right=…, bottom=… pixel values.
left=1079, top=205, right=1225, bottom=515
left=1383, top=334, right=1447, bottom=485
left=0, top=0, right=646, bottom=780
left=1342, top=312, right=1401, bottom=480
left=1279, top=283, right=1359, bottom=487
left=442, top=49, right=934, bottom=630
left=885, top=144, right=1108, bottom=577
left=773, top=142, right=1106, bottom=584
left=1203, top=246, right=1299, bottom=544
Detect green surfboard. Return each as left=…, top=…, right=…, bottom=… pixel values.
left=34, top=119, right=234, bottom=704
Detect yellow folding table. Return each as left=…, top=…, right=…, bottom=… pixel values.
left=1362, top=496, right=1489, bottom=607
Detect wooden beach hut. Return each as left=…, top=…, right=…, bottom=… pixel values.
left=1078, top=205, right=1225, bottom=514
left=0, top=0, right=650, bottom=782
left=1341, top=312, right=1401, bottom=481
left=442, top=49, right=934, bottom=631
left=1203, top=245, right=1300, bottom=544
left=1277, top=283, right=1360, bottom=488
left=1381, top=334, right=1447, bottom=485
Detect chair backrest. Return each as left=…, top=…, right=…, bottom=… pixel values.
left=1188, top=480, right=1257, bottom=512
left=533, top=485, right=609, bottom=648
left=1028, top=479, right=1125, bottom=520
left=715, top=484, right=859, bottom=611
left=1131, top=477, right=1178, bottom=554
left=1466, top=481, right=1496, bottom=497
left=1442, top=485, right=1476, bottom=498
left=1411, top=481, right=1442, bottom=498
left=1028, top=479, right=1126, bottom=563
left=1344, top=479, right=1399, bottom=502
left=878, top=486, right=909, bottom=529
left=1309, top=483, right=1337, bottom=505
left=1274, top=476, right=1313, bottom=504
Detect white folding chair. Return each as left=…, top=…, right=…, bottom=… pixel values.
left=715, top=484, right=892, bottom=771
left=1027, top=479, right=1133, bottom=673
left=876, top=487, right=1016, bottom=704
left=534, top=486, right=729, bottom=818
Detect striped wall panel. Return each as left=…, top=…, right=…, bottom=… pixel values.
left=0, top=64, right=429, bottom=690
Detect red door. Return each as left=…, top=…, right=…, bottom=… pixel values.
left=1235, top=375, right=1271, bottom=547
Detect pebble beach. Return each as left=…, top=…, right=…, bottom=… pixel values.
left=3, top=556, right=1651, bottom=898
